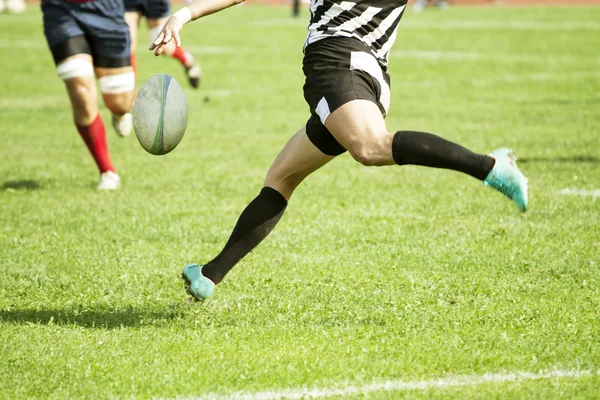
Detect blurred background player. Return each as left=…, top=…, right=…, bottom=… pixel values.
left=125, top=0, right=202, bottom=88
left=412, top=0, right=449, bottom=11
left=0, top=0, right=26, bottom=13
left=42, top=0, right=136, bottom=190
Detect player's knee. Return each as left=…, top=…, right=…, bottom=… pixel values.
left=347, top=135, right=390, bottom=167
left=99, top=72, right=135, bottom=96
left=104, top=93, right=133, bottom=115
left=99, top=72, right=135, bottom=114
left=57, top=58, right=94, bottom=81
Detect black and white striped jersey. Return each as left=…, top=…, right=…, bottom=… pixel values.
left=305, top=0, right=408, bottom=67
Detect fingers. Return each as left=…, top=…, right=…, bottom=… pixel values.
left=163, top=30, right=173, bottom=46
left=174, top=31, right=182, bottom=48
left=149, top=32, right=164, bottom=50
left=149, top=29, right=174, bottom=56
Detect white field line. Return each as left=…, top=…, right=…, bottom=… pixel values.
left=172, top=368, right=600, bottom=400
left=0, top=95, right=67, bottom=110
left=398, top=20, right=600, bottom=31
left=250, top=19, right=600, bottom=31
left=182, top=45, right=250, bottom=55
left=3, top=38, right=596, bottom=65
left=390, top=50, right=600, bottom=65
left=0, top=39, right=46, bottom=49
left=4, top=39, right=595, bottom=67
left=560, top=188, right=600, bottom=198
left=0, top=40, right=244, bottom=55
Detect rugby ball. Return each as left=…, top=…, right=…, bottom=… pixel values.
left=133, top=74, right=188, bottom=155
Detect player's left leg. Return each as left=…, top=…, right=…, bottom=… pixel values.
left=74, top=0, right=136, bottom=136
left=323, top=99, right=528, bottom=211
left=95, top=66, right=136, bottom=137
left=147, top=13, right=202, bottom=89
left=183, top=126, right=335, bottom=300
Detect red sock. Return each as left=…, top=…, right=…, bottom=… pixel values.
left=130, top=54, right=137, bottom=75
left=76, top=114, right=116, bottom=173
left=171, top=47, right=191, bottom=67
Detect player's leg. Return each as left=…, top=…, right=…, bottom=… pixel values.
left=123, top=10, right=142, bottom=74
left=147, top=0, right=202, bottom=89
left=324, top=99, right=528, bottom=210
left=183, top=126, right=335, bottom=300
left=77, top=0, right=136, bottom=137
left=42, top=1, right=119, bottom=189
left=95, top=66, right=136, bottom=137
left=305, top=39, right=527, bottom=211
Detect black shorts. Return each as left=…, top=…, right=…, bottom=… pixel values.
left=302, top=37, right=391, bottom=156
left=124, top=0, right=170, bottom=19
left=42, top=0, right=131, bottom=68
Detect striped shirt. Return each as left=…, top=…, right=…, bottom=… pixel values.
left=305, top=0, right=408, bottom=67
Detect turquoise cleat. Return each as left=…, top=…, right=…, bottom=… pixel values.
left=484, top=148, right=529, bottom=212
left=182, top=264, right=215, bottom=301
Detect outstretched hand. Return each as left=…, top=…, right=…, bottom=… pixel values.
left=149, top=16, right=184, bottom=56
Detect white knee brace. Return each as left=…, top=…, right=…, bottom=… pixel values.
left=98, top=72, right=135, bottom=94
left=56, top=58, right=94, bottom=80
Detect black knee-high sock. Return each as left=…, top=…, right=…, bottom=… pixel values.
left=202, top=187, right=288, bottom=284
left=392, top=131, right=495, bottom=181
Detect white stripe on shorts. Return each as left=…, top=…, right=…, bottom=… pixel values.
left=315, top=96, right=332, bottom=124
left=349, top=51, right=390, bottom=112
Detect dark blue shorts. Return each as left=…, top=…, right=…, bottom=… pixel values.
left=124, top=0, right=170, bottom=20
left=42, top=0, right=131, bottom=68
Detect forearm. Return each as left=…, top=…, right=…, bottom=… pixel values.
left=176, top=0, right=245, bottom=21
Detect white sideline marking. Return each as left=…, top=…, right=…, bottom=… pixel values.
left=390, top=50, right=600, bottom=65
left=560, top=188, right=600, bottom=199
left=174, top=369, right=599, bottom=400
left=250, top=19, right=600, bottom=31
left=0, top=39, right=45, bottom=49
left=0, top=96, right=67, bottom=110
left=398, top=21, right=600, bottom=31
left=0, top=40, right=244, bottom=55
left=184, top=45, right=250, bottom=54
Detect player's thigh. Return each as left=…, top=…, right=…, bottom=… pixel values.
left=264, top=126, right=335, bottom=200
left=124, top=11, right=141, bottom=52
left=302, top=38, right=393, bottom=165
left=324, top=99, right=394, bottom=166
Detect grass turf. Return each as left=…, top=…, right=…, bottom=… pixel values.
left=1, top=4, right=599, bottom=399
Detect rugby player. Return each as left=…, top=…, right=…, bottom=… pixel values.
left=150, top=0, right=529, bottom=300
left=42, top=0, right=136, bottom=190
left=125, top=0, right=202, bottom=88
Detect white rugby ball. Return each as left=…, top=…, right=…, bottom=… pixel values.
left=133, top=74, right=188, bottom=155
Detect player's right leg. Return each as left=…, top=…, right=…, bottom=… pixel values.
left=304, top=38, right=528, bottom=211
left=42, top=0, right=119, bottom=190
left=323, top=101, right=528, bottom=212
left=183, top=126, right=335, bottom=300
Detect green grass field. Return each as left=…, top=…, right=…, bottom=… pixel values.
left=1, top=4, right=599, bottom=399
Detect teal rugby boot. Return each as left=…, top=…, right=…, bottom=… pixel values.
left=484, top=148, right=528, bottom=212
left=182, top=264, right=215, bottom=301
